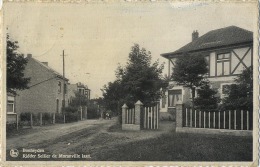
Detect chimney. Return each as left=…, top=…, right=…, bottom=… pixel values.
left=27, top=54, right=32, bottom=58
left=42, top=62, right=48, bottom=66
left=192, top=30, right=199, bottom=41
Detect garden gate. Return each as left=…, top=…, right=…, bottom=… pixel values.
left=122, top=100, right=159, bottom=131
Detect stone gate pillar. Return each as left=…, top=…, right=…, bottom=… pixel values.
left=121, top=104, right=128, bottom=125
left=134, top=100, right=143, bottom=130
left=176, top=101, right=184, bottom=131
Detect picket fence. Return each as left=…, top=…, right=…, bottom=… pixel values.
left=183, top=108, right=253, bottom=130
left=122, top=101, right=159, bottom=130
left=143, top=104, right=159, bottom=130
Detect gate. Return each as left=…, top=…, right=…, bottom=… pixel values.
left=121, top=100, right=159, bottom=131
left=143, top=104, right=159, bottom=130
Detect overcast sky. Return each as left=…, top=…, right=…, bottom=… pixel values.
left=4, top=2, right=257, bottom=98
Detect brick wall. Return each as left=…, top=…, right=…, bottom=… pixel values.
left=15, top=57, right=69, bottom=114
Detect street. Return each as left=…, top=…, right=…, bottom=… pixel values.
left=6, top=118, right=175, bottom=161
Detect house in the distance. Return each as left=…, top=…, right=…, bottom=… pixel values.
left=67, top=82, right=90, bottom=119
left=15, top=54, right=69, bottom=116
left=160, top=26, right=253, bottom=112
left=68, top=82, right=90, bottom=103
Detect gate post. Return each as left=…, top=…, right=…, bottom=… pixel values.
left=122, top=104, right=128, bottom=125
left=134, top=100, right=143, bottom=130
left=176, top=101, right=183, bottom=132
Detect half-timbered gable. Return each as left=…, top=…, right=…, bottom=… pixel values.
left=160, top=26, right=253, bottom=112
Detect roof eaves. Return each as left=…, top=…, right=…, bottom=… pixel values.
left=161, top=41, right=253, bottom=59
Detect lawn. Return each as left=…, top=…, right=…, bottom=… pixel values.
left=90, top=129, right=252, bottom=161
left=6, top=119, right=253, bottom=161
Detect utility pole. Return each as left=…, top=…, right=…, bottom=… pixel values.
left=61, top=50, right=66, bottom=115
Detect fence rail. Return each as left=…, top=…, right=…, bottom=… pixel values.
left=183, top=108, right=253, bottom=130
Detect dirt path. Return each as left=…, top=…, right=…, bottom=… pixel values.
left=6, top=119, right=115, bottom=150
left=6, top=118, right=175, bottom=161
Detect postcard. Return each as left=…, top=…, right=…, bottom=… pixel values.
left=1, top=1, right=259, bottom=166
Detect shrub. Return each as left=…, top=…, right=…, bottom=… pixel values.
left=64, top=106, right=79, bottom=123
left=42, top=112, right=52, bottom=125
left=20, top=112, right=33, bottom=122
left=86, top=104, right=99, bottom=119
left=194, top=82, right=220, bottom=112
left=6, top=122, right=23, bottom=132
left=65, top=112, right=79, bottom=123
left=55, top=113, right=64, bottom=123
left=222, top=67, right=253, bottom=111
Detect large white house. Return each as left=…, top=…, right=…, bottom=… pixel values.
left=160, top=26, right=253, bottom=113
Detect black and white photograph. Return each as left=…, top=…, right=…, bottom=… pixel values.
left=2, top=1, right=258, bottom=165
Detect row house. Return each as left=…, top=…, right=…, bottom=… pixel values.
left=14, top=54, right=69, bottom=117
left=160, top=26, right=253, bottom=112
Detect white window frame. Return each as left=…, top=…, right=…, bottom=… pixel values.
left=216, top=52, right=231, bottom=76
left=7, top=101, right=15, bottom=114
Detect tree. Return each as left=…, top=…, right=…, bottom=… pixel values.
left=194, top=82, right=220, bottom=111
left=222, top=66, right=253, bottom=111
left=102, top=44, right=165, bottom=113
left=7, top=34, right=30, bottom=94
left=102, top=80, right=124, bottom=114
left=171, top=53, right=208, bottom=110
left=68, top=91, right=88, bottom=107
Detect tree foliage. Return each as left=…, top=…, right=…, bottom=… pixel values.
left=171, top=53, right=208, bottom=109
left=68, top=91, right=88, bottom=107
left=222, top=66, right=253, bottom=111
left=102, top=44, right=166, bottom=113
left=7, top=34, right=30, bottom=93
left=194, top=82, right=220, bottom=111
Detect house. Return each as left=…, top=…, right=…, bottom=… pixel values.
left=160, top=26, right=253, bottom=112
left=67, top=82, right=90, bottom=119
left=68, top=82, right=91, bottom=103
left=15, top=54, right=69, bottom=116
left=6, top=92, right=17, bottom=124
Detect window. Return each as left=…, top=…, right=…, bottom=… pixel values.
left=58, top=81, right=61, bottom=93
left=216, top=53, right=231, bottom=76
left=56, top=99, right=59, bottom=113
left=64, top=84, right=67, bottom=94
left=220, top=83, right=236, bottom=99
left=168, top=89, right=182, bottom=107
left=162, top=94, right=166, bottom=108
left=78, top=88, right=85, bottom=95
left=205, top=55, right=210, bottom=76
left=7, top=101, right=14, bottom=113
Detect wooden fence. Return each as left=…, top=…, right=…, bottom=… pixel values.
left=122, top=100, right=160, bottom=130
left=125, top=108, right=135, bottom=124
left=143, top=104, right=159, bottom=130
left=183, top=108, right=253, bottom=130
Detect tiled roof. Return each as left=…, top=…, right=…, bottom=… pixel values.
left=31, top=57, right=69, bottom=81
left=161, top=26, right=253, bottom=58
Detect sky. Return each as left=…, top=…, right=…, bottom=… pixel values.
left=4, top=2, right=257, bottom=98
